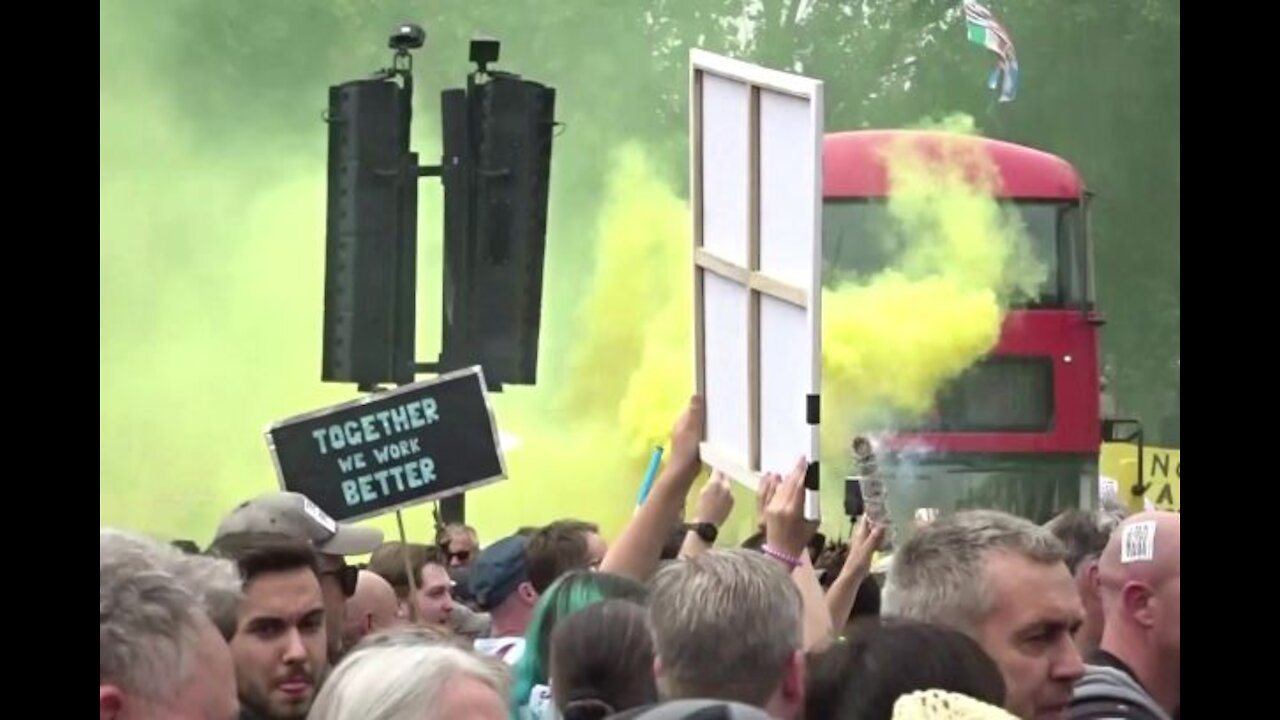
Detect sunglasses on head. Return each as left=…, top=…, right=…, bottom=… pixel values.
left=321, top=564, right=359, bottom=598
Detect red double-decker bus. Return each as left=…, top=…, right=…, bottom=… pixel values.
left=823, top=130, right=1101, bottom=524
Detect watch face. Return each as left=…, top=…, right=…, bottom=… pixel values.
left=696, top=523, right=717, bottom=543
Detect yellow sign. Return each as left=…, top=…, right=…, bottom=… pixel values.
left=1100, top=443, right=1180, bottom=512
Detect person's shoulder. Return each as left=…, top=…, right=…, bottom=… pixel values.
left=474, top=635, right=526, bottom=664
left=1068, top=697, right=1165, bottom=720
left=1069, top=665, right=1168, bottom=720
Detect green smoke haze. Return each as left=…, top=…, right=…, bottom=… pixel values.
left=101, top=0, right=683, bottom=545
left=101, top=0, right=1179, bottom=545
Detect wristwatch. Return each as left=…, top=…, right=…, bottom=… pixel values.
left=689, top=522, right=719, bottom=544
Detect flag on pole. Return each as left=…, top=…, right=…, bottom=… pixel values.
left=963, top=0, right=1019, bottom=102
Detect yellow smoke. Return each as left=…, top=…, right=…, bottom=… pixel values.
left=564, top=145, right=693, bottom=458
left=454, top=145, right=697, bottom=541
left=101, top=94, right=1040, bottom=543
left=554, top=144, right=761, bottom=536
left=821, top=121, right=1046, bottom=466
left=566, top=119, right=1045, bottom=531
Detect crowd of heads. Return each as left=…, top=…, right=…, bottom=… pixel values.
left=101, top=399, right=1179, bottom=720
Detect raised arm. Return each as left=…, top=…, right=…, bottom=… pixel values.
left=600, top=396, right=704, bottom=581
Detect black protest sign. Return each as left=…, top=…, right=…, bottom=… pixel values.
left=266, top=367, right=507, bottom=522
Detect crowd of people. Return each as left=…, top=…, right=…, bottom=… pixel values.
left=100, top=396, right=1179, bottom=720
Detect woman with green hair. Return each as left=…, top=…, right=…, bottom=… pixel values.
left=511, top=570, right=648, bottom=719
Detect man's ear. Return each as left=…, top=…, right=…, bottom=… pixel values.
left=1123, top=581, right=1156, bottom=627
left=781, top=649, right=806, bottom=702
left=518, top=581, right=539, bottom=606
left=100, top=685, right=124, bottom=720
left=1081, top=559, right=1101, bottom=599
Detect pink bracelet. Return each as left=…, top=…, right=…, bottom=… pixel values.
left=761, top=544, right=802, bottom=569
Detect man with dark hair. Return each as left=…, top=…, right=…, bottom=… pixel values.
left=366, top=541, right=434, bottom=619
left=525, top=519, right=607, bottom=593
left=1046, top=508, right=1125, bottom=654
left=212, top=534, right=329, bottom=720
left=414, top=544, right=456, bottom=628
left=805, top=620, right=1007, bottom=720
left=213, top=492, right=382, bottom=664
left=367, top=540, right=491, bottom=639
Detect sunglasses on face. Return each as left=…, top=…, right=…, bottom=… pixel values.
left=321, top=564, right=359, bottom=598
left=447, top=550, right=472, bottom=564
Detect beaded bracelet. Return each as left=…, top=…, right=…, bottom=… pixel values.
left=761, top=544, right=802, bottom=569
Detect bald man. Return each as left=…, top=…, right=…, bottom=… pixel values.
left=342, top=570, right=403, bottom=648
left=1069, top=512, right=1179, bottom=720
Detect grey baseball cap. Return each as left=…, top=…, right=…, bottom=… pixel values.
left=213, top=491, right=383, bottom=555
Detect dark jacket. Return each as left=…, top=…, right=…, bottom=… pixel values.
left=1070, top=661, right=1171, bottom=720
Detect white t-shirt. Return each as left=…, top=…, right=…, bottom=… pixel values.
left=474, top=636, right=526, bottom=665
left=525, top=684, right=558, bottom=720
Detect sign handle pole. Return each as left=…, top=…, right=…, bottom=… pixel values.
left=396, top=509, right=419, bottom=623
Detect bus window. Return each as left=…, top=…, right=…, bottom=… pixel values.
left=822, top=199, right=1083, bottom=308
left=911, top=357, right=1055, bottom=433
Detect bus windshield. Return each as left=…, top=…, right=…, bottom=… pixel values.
left=822, top=199, right=1086, bottom=308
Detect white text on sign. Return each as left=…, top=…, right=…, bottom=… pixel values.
left=341, top=456, right=438, bottom=505
left=309, top=398, right=440, bottom=454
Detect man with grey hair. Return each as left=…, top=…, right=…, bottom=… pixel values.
left=100, top=528, right=244, bottom=720
left=1046, top=508, right=1127, bottom=654
left=883, top=510, right=1085, bottom=720
left=648, top=549, right=806, bottom=720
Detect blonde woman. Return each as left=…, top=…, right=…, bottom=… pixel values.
left=308, top=627, right=510, bottom=720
